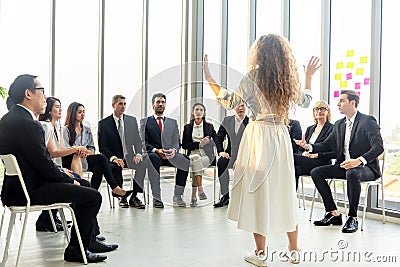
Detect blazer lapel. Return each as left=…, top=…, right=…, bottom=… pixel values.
left=306, top=124, right=317, bottom=143
left=151, top=116, right=161, bottom=135
left=349, top=112, right=360, bottom=145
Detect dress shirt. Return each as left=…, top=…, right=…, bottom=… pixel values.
left=234, top=116, right=245, bottom=134
left=192, top=121, right=204, bottom=142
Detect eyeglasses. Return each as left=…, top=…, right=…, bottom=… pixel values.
left=313, top=107, right=328, bottom=112
left=31, top=87, right=45, bottom=94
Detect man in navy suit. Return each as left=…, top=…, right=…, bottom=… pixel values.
left=98, top=95, right=147, bottom=208
left=296, top=90, right=384, bottom=233
left=0, top=75, right=107, bottom=263
left=214, top=104, right=249, bottom=207
left=140, top=93, right=190, bottom=207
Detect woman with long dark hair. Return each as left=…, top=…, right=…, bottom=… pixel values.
left=62, top=102, right=131, bottom=199
left=182, top=103, right=216, bottom=207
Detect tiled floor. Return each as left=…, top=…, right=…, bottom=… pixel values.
left=0, top=176, right=399, bottom=267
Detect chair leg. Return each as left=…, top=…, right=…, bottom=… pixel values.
left=106, top=184, right=114, bottom=209
left=381, top=182, right=386, bottom=224
left=309, top=187, right=317, bottom=221
left=58, top=208, right=70, bottom=242
left=213, top=167, right=217, bottom=204
left=67, top=207, right=88, bottom=265
left=16, top=210, right=30, bottom=267
left=342, top=181, right=347, bottom=217
left=2, top=212, right=16, bottom=266
left=0, top=207, right=6, bottom=237
left=49, top=210, right=57, bottom=233
left=361, top=184, right=370, bottom=231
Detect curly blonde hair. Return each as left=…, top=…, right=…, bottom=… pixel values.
left=247, top=34, right=301, bottom=124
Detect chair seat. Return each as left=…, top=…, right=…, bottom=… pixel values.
left=9, top=203, right=72, bottom=213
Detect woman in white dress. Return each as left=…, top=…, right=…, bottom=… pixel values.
left=204, top=34, right=321, bottom=266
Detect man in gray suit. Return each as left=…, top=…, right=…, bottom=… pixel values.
left=98, top=95, right=147, bottom=208
left=140, top=93, right=190, bottom=207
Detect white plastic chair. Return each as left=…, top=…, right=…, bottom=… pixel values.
left=0, top=154, right=87, bottom=266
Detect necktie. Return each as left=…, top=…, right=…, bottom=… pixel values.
left=118, top=118, right=127, bottom=156
left=157, top=117, right=163, bottom=133
left=344, top=120, right=352, bottom=160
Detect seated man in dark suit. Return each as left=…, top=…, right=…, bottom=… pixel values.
left=0, top=75, right=113, bottom=263
left=98, top=95, right=148, bottom=208
left=140, top=93, right=190, bottom=207
left=214, top=104, right=249, bottom=207
left=296, top=90, right=384, bottom=233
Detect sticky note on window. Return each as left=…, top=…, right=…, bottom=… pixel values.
left=334, top=91, right=340, bottom=97
left=364, top=78, right=370, bottom=85
left=346, top=73, right=352, bottom=80
left=355, top=82, right=361, bottom=89
left=336, top=62, right=344, bottom=69
left=360, top=56, right=368, bottom=64
left=356, top=68, right=364, bottom=75
left=346, top=62, right=355, bottom=69
left=357, top=91, right=360, bottom=96
left=346, top=50, right=355, bottom=57
left=340, top=81, right=348, bottom=88
left=335, top=74, right=342, bottom=80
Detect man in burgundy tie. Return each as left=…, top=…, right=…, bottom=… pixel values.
left=140, top=93, right=190, bottom=207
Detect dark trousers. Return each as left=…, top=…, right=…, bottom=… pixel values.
left=109, top=158, right=145, bottom=196
left=217, top=155, right=236, bottom=196
left=310, top=164, right=376, bottom=217
left=294, top=153, right=330, bottom=190
left=148, top=152, right=189, bottom=198
left=63, top=154, right=119, bottom=190
left=30, top=179, right=102, bottom=248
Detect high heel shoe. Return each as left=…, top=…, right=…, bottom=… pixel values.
left=112, top=190, right=133, bottom=198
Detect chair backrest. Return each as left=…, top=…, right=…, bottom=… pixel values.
left=0, top=154, right=31, bottom=206
left=378, top=149, right=386, bottom=180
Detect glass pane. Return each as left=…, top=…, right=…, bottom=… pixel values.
left=289, top=0, right=322, bottom=130
left=54, top=0, right=99, bottom=135
left=380, top=0, right=400, bottom=210
left=147, top=0, right=182, bottom=122
left=203, top=0, right=222, bottom=125
left=329, top=0, right=371, bottom=121
left=256, top=0, right=283, bottom=38
left=103, top=0, right=143, bottom=118
left=0, top=0, right=51, bottom=117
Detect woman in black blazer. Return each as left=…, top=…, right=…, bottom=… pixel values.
left=182, top=103, right=216, bottom=207
left=294, top=100, right=335, bottom=189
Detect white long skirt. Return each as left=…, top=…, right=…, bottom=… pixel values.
left=227, top=120, right=298, bottom=236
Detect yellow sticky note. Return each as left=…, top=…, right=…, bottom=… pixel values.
left=336, top=62, right=344, bottom=69
left=334, top=74, right=342, bottom=80
left=356, top=68, right=364, bottom=75
left=360, top=56, right=368, bottom=64
left=346, top=62, right=355, bottom=69
left=346, top=50, right=355, bottom=57
left=340, top=81, right=348, bottom=88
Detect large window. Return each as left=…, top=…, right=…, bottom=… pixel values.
left=54, top=0, right=99, bottom=133
left=289, top=0, right=322, bottom=129
left=103, top=0, right=143, bottom=119
left=329, top=0, right=371, bottom=121
left=147, top=0, right=182, bottom=122
left=256, top=0, right=282, bottom=38
left=0, top=0, right=51, bottom=117
left=380, top=0, right=400, bottom=210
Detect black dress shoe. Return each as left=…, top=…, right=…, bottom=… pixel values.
left=112, top=190, right=134, bottom=199
left=119, top=197, right=129, bottom=208
left=54, top=216, right=72, bottom=225
left=129, top=196, right=145, bottom=209
left=96, top=235, right=106, bottom=242
left=153, top=198, right=164, bottom=208
left=214, top=195, right=229, bottom=208
left=36, top=222, right=64, bottom=232
left=64, top=245, right=107, bottom=263
left=342, top=217, right=358, bottom=233
left=88, top=239, right=118, bottom=253
left=314, top=213, right=343, bottom=226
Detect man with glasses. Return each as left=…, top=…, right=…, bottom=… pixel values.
left=0, top=74, right=107, bottom=263
left=296, top=90, right=384, bottom=233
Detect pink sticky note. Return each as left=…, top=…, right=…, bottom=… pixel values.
left=364, top=78, right=370, bottom=85
left=357, top=91, right=360, bottom=96
left=334, top=91, right=340, bottom=97
left=355, top=82, right=361, bottom=89
left=346, top=73, right=352, bottom=80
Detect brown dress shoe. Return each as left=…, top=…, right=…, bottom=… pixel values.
left=129, top=196, right=145, bottom=209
